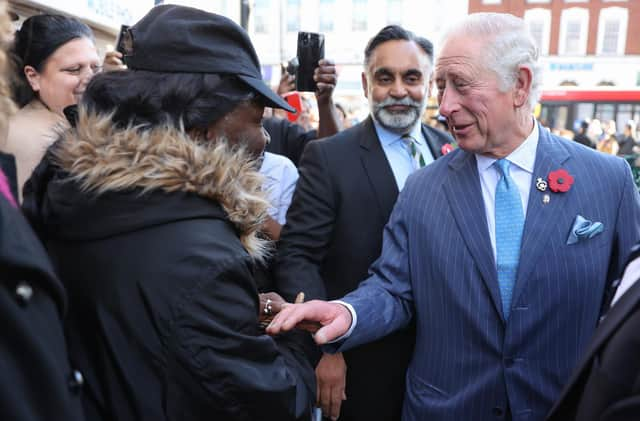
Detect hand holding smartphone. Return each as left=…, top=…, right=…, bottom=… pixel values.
left=115, top=24, right=130, bottom=63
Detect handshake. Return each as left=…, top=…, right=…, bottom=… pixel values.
left=258, top=292, right=321, bottom=334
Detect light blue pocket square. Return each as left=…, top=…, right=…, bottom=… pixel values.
left=567, top=214, right=604, bottom=245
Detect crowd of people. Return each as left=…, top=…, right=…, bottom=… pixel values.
left=1, top=2, right=640, bottom=421
left=567, top=118, right=639, bottom=157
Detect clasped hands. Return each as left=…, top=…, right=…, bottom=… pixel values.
left=260, top=293, right=353, bottom=346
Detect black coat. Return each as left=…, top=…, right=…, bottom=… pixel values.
left=23, top=112, right=315, bottom=421
left=274, top=117, right=453, bottom=421
left=0, top=192, right=85, bottom=421
left=263, top=117, right=317, bottom=166
left=547, top=247, right=640, bottom=421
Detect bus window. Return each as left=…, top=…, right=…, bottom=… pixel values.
left=595, top=103, right=615, bottom=125
left=554, top=106, right=569, bottom=131
left=574, top=102, right=594, bottom=130
left=617, top=104, right=633, bottom=133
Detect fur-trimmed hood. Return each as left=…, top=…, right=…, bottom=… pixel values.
left=47, top=108, right=270, bottom=260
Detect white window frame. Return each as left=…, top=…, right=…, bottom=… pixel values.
left=558, top=7, right=589, bottom=56
left=526, top=0, right=550, bottom=4
left=524, top=8, right=551, bottom=56
left=481, top=0, right=501, bottom=4
left=596, top=7, right=628, bottom=55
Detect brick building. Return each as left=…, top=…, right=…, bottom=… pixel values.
left=468, top=0, right=640, bottom=88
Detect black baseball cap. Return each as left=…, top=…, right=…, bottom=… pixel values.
left=124, top=5, right=295, bottom=113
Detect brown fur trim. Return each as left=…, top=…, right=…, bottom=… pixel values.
left=51, top=108, right=270, bottom=261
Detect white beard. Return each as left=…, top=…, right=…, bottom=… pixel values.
left=370, top=95, right=426, bottom=134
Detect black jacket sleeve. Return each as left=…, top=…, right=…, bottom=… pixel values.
left=263, top=117, right=317, bottom=167
left=167, top=257, right=315, bottom=421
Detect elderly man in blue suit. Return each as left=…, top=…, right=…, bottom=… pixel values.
left=267, top=12, right=640, bottom=421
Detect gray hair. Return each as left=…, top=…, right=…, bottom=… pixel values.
left=444, top=13, right=542, bottom=111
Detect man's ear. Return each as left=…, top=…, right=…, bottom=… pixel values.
left=513, top=65, right=533, bottom=108
left=24, top=65, right=40, bottom=92
left=361, top=71, right=369, bottom=100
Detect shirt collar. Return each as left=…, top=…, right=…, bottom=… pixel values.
left=476, top=119, right=539, bottom=174
left=373, top=119, right=423, bottom=147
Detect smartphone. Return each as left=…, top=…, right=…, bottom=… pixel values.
left=295, top=32, right=324, bottom=92
left=115, top=24, right=130, bottom=58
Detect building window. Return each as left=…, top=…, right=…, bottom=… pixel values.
left=253, top=0, right=270, bottom=34
left=559, top=8, right=589, bottom=55
left=319, top=0, right=335, bottom=32
left=318, top=0, right=336, bottom=32
left=597, top=7, right=628, bottom=55
left=526, top=0, right=550, bottom=3
left=352, top=0, right=367, bottom=31
left=481, top=0, right=501, bottom=4
left=387, top=0, right=403, bottom=25
left=564, top=0, right=588, bottom=3
left=524, top=8, right=551, bottom=55
left=287, top=0, right=300, bottom=32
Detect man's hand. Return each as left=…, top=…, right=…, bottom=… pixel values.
left=314, top=59, right=337, bottom=106
left=261, top=215, right=282, bottom=241
left=266, top=300, right=352, bottom=345
left=103, top=51, right=126, bottom=72
left=259, top=292, right=287, bottom=319
left=316, top=352, right=347, bottom=421
left=276, top=71, right=296, bottom=96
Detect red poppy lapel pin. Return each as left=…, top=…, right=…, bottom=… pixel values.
left=536, top=168, right=574, bottom=204
left=547, top=169, right=574, bottom=193
left=441, top=143, right=455, bottom=155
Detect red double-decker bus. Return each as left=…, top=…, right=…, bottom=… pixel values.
left=537, top=88, right=640, bottom=132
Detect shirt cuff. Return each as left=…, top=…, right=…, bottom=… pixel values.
left=327, top=300, right=357, bottom=343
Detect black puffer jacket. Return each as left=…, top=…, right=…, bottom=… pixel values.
left=23, top=111, right=315, bottom=421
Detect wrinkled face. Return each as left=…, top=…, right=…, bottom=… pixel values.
left=435, top=34, right=518, bottom=157
left=362, top=39, right=431, bottom=134
left=206, top=100, right=269, bottom=159
left=25, top=37, right=100, bottom=116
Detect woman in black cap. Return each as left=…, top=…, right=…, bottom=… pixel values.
left=3, top=14, right=100, bottom=201
left=23, top=5, right=314, bottom=421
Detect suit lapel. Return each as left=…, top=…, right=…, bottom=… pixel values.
left=359, top=117, right=399, bottom=216
left=511, top=126, right=571, bottom=307
left=421, top=124, right=450, bottom=159
left=443, top=151, right=504, bottom=319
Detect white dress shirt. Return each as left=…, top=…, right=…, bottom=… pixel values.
left=476, top=121, right=539, bottom=262
left=611, top=255, right=640, bottom=307
left=259, top=152, right=299, bottom=225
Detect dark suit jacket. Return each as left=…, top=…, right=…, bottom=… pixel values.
left=275, top=117, right=452, bottom=421
left=547, top=249, right=640, bottom=421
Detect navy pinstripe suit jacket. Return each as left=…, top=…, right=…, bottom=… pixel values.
left=336, top=124, right=640, bottom=420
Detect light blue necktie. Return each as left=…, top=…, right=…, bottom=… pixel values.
left=494, top=159, right=524, bottom=320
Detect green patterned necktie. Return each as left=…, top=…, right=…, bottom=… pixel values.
left=402, top=134, right=426, bottom=169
